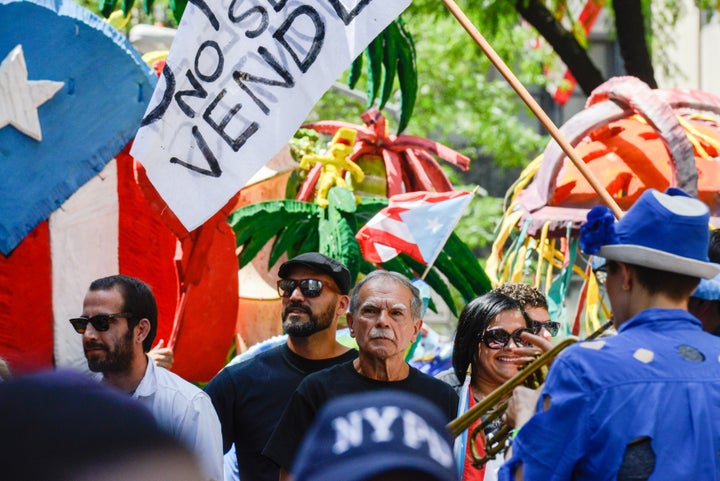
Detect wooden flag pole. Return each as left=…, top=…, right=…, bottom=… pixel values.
left=440, top=0, right=624, bottom=219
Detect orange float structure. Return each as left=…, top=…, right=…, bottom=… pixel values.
left=487, top=76, right=720, bottom=336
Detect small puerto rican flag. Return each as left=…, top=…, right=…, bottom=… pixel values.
left=356, top=190, right=473, bottom=265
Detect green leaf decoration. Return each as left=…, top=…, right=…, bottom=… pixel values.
left=346, top=17, right=418, bottom=134
left=319, top=213, right=360, bottom=280
left=355, top=196, right=390, bottom=225
left=395, top=17, right=417, bottom=134
left=228, top=200, right=321, bottom=269
left=270, top=216, right=319, bottom=267
left=100, top=0, right=119, bottom=18
left=168, top=0, right=187, bottom=22
left=121, top=0, right=132, bottom=16
left=395, top=255, right=458, bottom=317
left=379, top=20, right=400, bottom=109
left=297, top=227, right=321, bottom=257
left=326, top=187, right=357, bottom=214
left=365, top=36, right=384, bottom=107
left=443, top=233, right=492, bottom=295
left=348, top=54, right=364, bottom=90
left=322, top=188, right=362, bottom=281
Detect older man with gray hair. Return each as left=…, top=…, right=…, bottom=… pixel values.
left=263, top=270, right=459, bottom=481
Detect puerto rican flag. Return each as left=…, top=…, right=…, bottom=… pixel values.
left=356, top=191, right=473, bottom=264
left=0, top=0, right=237, bottom=381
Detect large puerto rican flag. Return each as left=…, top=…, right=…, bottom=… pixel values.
left=356, top=191, right=473, bottom=265
left=0, top=0, right=237, bottom=380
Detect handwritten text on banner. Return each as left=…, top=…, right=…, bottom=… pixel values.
left=131, top=0, right=410, bottom=230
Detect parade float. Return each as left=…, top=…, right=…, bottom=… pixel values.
left=487, top=76, right=720, bottom=337
left=3, top=0, right=718, bottom=385
left=0, top=0, right=491, bottom=381
left=0, top=0, right=250, bottom=380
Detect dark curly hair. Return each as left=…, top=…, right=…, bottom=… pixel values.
left=493, top=282, right=548, bottom=310
left=452, top=291, right=529, bottom=384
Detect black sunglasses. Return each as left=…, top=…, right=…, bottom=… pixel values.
left=69, top=313, right=132, bottom=334
left=530, top=320, right=561, bottom=337
left=481, top=327, right=538, bottom=350
left=277, top=279, right=336, bottom=298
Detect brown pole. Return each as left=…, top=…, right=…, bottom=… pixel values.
left=441, top=0, right=624, bottom=219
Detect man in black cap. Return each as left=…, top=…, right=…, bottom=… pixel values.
left=204, top=252, right=358, bottom=481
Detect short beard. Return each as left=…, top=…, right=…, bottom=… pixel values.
left=282, top=301, right=336, bottom=338
left=85, top=329, right=134, bottom=373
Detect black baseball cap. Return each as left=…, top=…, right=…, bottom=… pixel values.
left=278, top=252, right=352, bottom=294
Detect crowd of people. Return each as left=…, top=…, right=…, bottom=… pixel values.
left=2, top=187, right=720, bottom=481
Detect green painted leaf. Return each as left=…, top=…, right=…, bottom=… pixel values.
left=270, top=217, right=318, bottom=268
left=355, top=197, right=389, bottom=226
left=169, top=0, right=187, bottom=22
left=100, top=0, right=118, bottom=17
left=365, top=37, right=384, bottom=106
left=444, top=233, right=492, bottom=296
left=327, top=187, right=357, bottom=213
left=297, top=226, right=320, bottom=255
left=228, top=200, right=320, bottom=268
left=396, top=18, right=417, bottom=134
left=379, top=20, right=400, bottom=109
left=348, top=55, right=364, bottom=90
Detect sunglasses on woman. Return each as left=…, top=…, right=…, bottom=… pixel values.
left=277, top=279, right=336, bottom=298
left=530, top=320, right=561, bottom=337
left=69, top=313, right=132, bottom=334
left=481, top=327, right=539, bottom=349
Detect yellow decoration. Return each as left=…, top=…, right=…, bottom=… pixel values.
left=142, top=50, right=169, bottom=66
left=106, top=9, right=132, bottom=30
left=584, top=265, right=602, bottom=335
left=299, top=127, right=365, bottom=208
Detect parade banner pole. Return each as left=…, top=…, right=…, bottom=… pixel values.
left=440, top=0, right=624, bottom=219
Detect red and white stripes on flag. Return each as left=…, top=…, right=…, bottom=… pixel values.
left=356, top=190, right=473, bottom=265
left=0, top=150, right=237, bottom=381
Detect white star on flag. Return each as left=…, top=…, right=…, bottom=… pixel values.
left=356, top=190, right=474, bottom=265
left=0, top=45, right=64, bottom=141
left=426, top=217, right=443, bottom=234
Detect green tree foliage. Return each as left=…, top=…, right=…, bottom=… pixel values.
left=310, top=4, right=551, bottom=169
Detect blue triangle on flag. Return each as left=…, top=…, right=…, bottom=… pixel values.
left=398, top=195, right=469, bottom=262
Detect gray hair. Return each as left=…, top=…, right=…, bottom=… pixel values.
left=349, top=270, right=423, bottom=319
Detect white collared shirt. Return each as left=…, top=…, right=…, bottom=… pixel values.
left=133, top=355, right=224, bottom=481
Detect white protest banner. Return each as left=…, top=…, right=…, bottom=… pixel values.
left=131, top=0, right=411, bottom=231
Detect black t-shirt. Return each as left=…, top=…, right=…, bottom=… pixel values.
left=204, top=344, right=357, bottom=481
left=262, top=360, right=459, bottom=471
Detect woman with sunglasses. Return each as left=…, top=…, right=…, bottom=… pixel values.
left=443, top=290, right=550, bottom=481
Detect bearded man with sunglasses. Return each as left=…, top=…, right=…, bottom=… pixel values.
left=71, top=275, right=223, bottom=481
left=204, top=252, right=358, bottom=481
